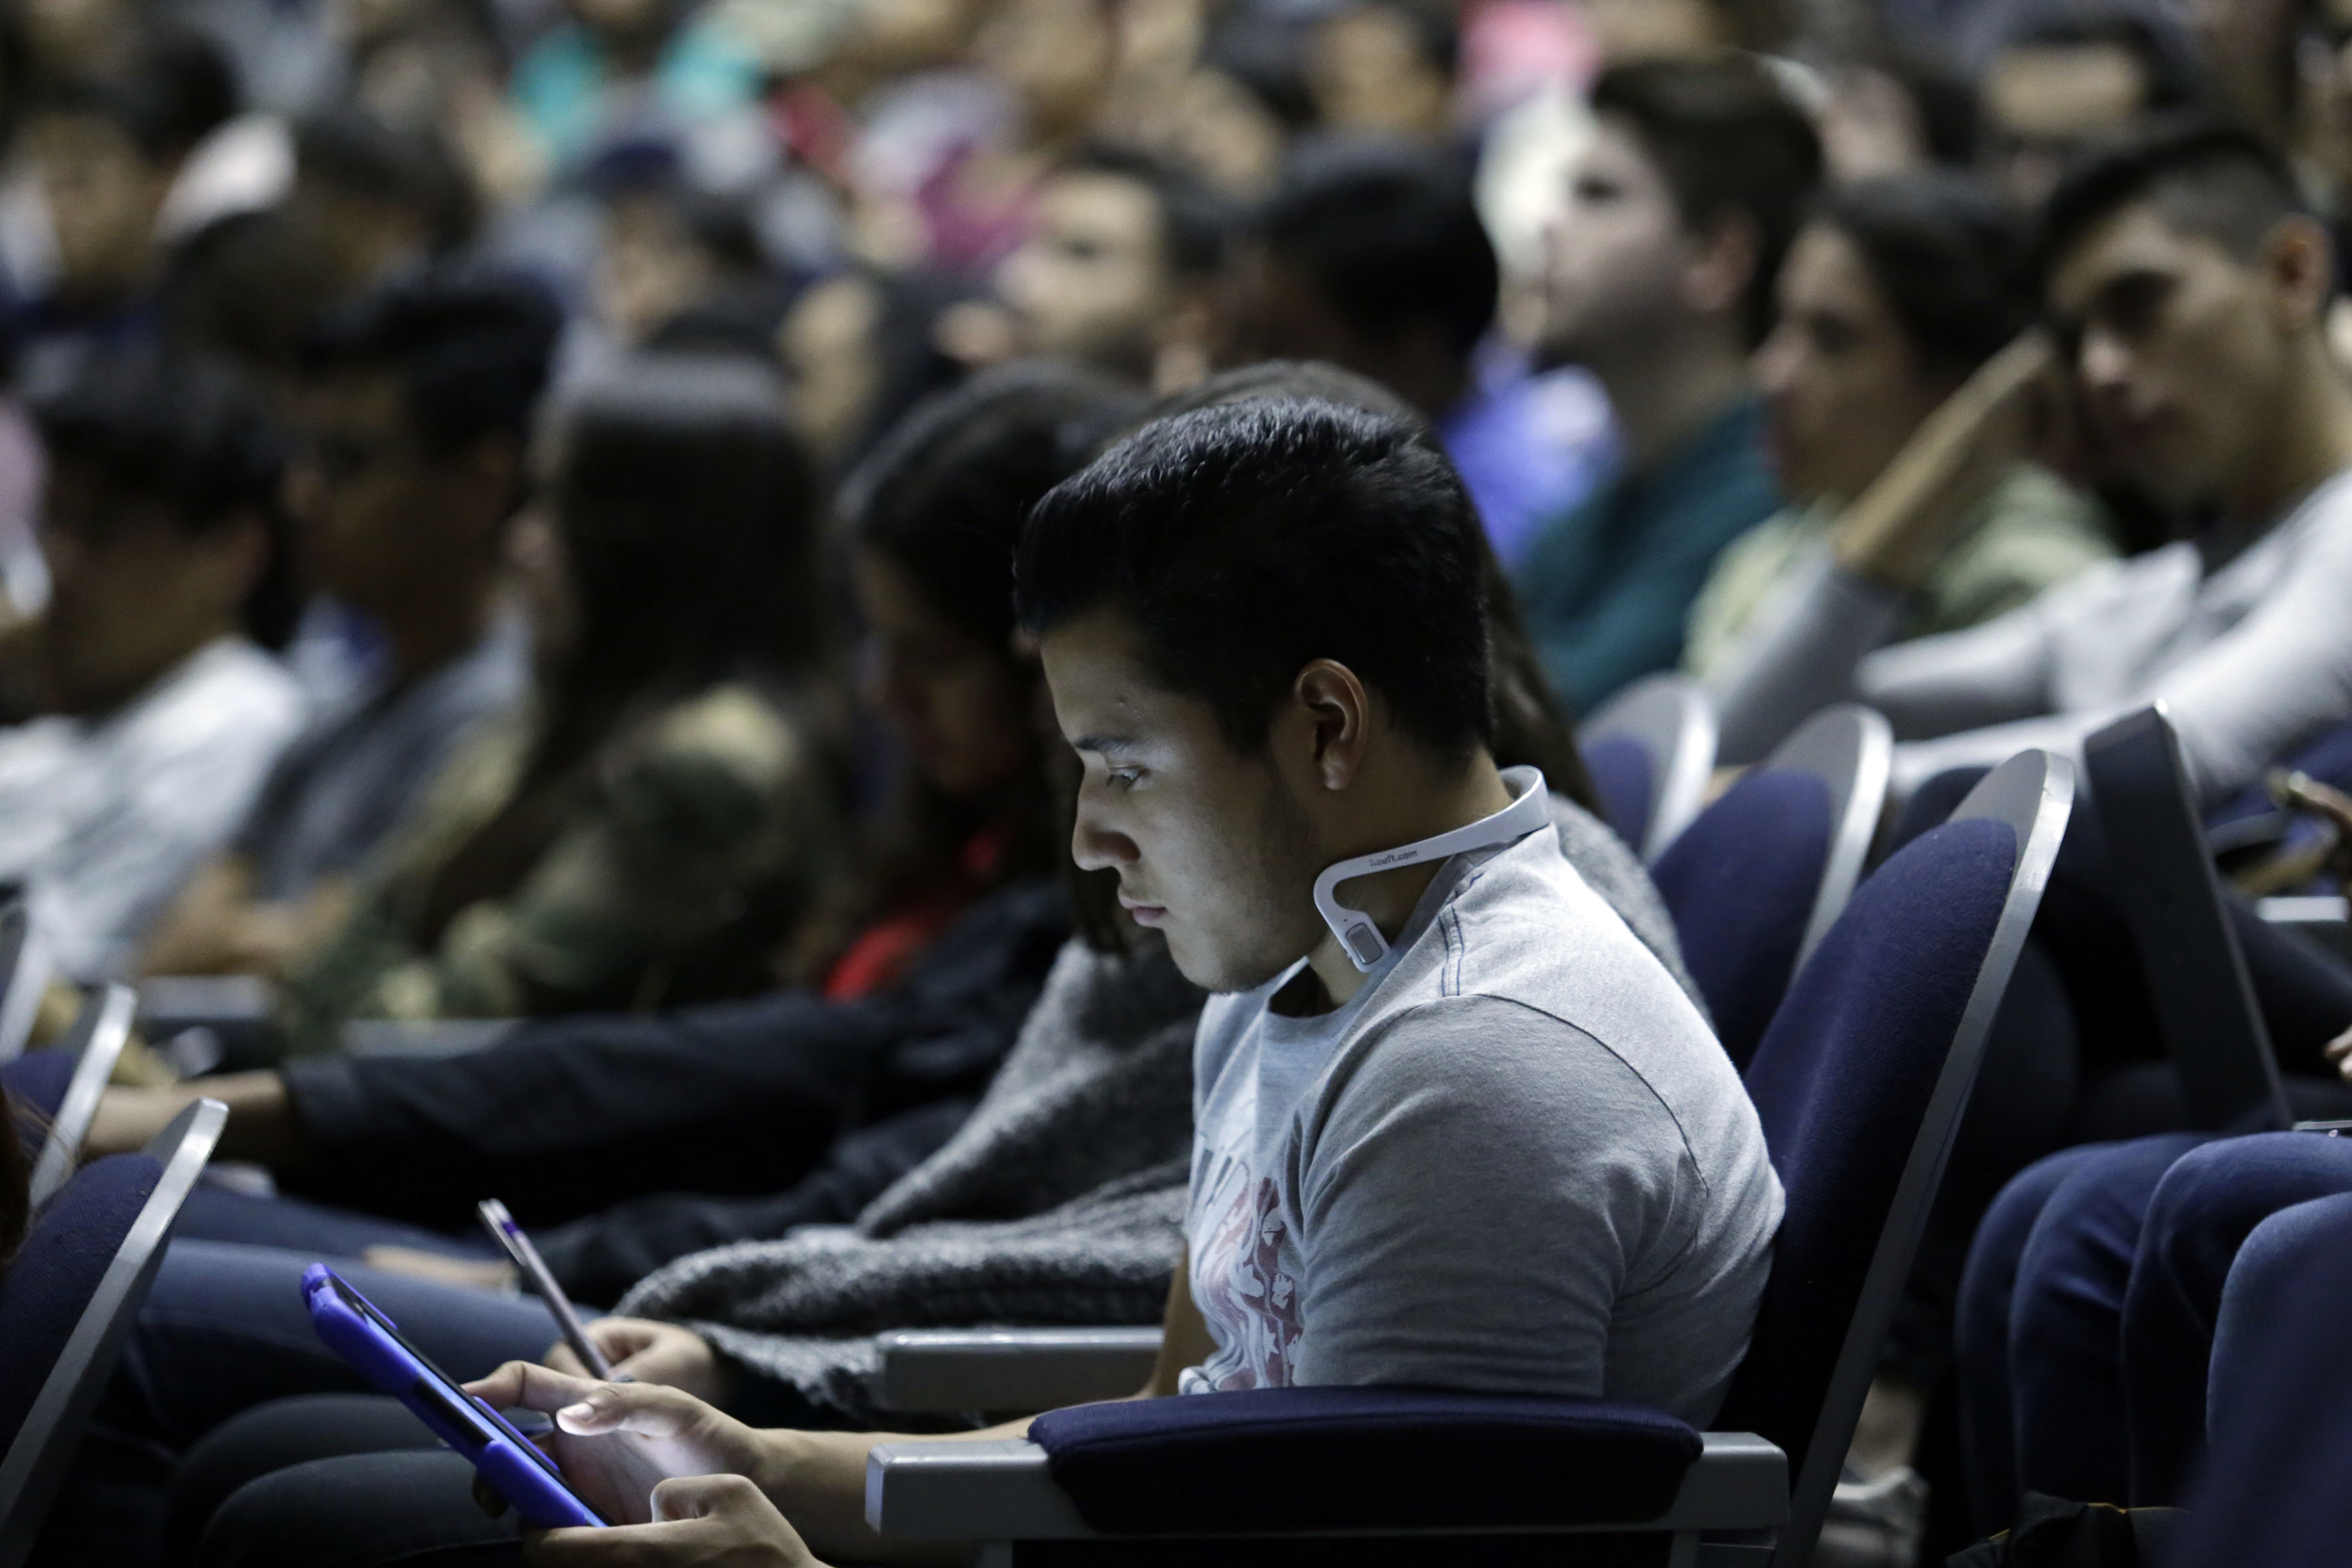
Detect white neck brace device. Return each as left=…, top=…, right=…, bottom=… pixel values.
left=1312, top=765, right=1549, bottom=972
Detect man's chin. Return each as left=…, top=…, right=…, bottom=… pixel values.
left=1165, top=927, right=1302, bottom=996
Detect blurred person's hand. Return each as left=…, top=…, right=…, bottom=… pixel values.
left=1834, top=331, right=2063, bottom=590
left=544, top=1317, right=733, bottom=1404
left=2327, top=1022, right=2352, bottom=1084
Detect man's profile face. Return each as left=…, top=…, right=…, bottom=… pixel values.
left=285, top=372, right=452, bottom=615
left=1538, top=117, right=1692, bottom=368
left=1042, top=608, right=1323, bottom=993
left=996, top=172, right=1170, bottom=380
left=2049, top=202, right=2291, bottom=511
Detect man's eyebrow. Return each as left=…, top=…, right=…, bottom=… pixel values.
left=1070, top=733, right=1137, bottom=754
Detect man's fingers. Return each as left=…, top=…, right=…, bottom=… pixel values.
left=464, top=1359, right=602, bottom=1415
left=649, top=1471, right=763, bottom=1523
left=543, top=1341, right=588, bottom=1378
left=540, top=1378, right=715, bottom=1439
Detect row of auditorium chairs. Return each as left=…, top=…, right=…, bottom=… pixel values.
left=0, top=916, right=223, bottom=1566
left=0, top=694, right=2338, bottom=1564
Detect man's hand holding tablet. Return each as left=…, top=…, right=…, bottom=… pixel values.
left=460, top=1360, right=831, bottom=1565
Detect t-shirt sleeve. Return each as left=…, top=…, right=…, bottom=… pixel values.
left=1286, top=996, right=1702, bottom=1397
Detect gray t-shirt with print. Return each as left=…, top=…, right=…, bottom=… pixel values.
left=1180, top=816, right=1781, bottom=1424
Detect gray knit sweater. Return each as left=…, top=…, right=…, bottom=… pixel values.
left=616, top=798, right=1696, bottom=1419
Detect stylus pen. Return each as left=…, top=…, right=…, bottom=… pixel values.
left=477, top=1198, right=620, bottom=1381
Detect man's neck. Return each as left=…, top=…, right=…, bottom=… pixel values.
left=1591, top=324, right=1753, bottom=475
left=2218, top=339, right=2352, bottom=536
left=1301, top=754, right=1518, bottom=1008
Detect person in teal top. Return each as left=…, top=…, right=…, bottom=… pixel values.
left=511, top=0, right=765, bottom=173
left=1511, top=56, right=1819, bottom=715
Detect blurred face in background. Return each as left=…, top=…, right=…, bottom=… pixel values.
left=1538, top=116, right=1693, bottom=369
left=1982, top=42, right=2148, bottom=209
left=854, top=548, right=1032, bottom=800
left=28, top=112, right=170, bottom=305
left=976, top=0, right=1117, bottom=142
left=1306, top=4, right=1452, bottom=141
left=285, top=370, right=512, bottom=621
left=594, top=194, right=716, bottom=346
left=2048, top=201, right=2312, bottom=511
left=778, top=273, right=883, bottom=470
left=41, top=462, right=260, bottom=713
left=1753, top=221, right=1950, bottom=505
left=997, top=171, right=1171, bottom=380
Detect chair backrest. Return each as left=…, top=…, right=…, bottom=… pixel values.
left=1577, top=674, right=1717, bottom=861
left=1721, top=750, right=2072, bottom=1568
left=0, top=897, right=44, bottom=1068
left=2086, top=705, right=2289, bottom=1132
left=0, top=1098, right=225, bottom=1568
left=1647, top=705, right=1892, bottom=1069
left=25, top=986, right=137, bottom=1208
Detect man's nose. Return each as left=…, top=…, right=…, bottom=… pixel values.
left=1070, top=808, right=1138, bottom=873
left=2078, top=328, right=2134, bottom=394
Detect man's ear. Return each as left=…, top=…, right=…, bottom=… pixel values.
left=1151, top=287, right=1217, bottom=396
left=2262, top=214, right=2335, bottom=333
left=1291, top=658, right=1373, bottom=792
left=1681, top=208, right=1761, bottom=325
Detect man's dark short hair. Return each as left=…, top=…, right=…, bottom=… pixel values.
left=38, top=25, right=235, bottom=161
left=297, top=110, right=477, bottom=253
left=303, top=268, right=561, bottom=463
left=32, top=348, right=297, bottom=645
left=1256, top=134, right=1499, bottom=360
left=2036, top=118, right=2310, bottom=282
left=1814, top=172, right=2031, bottom=380
left=1589, top=55, right=1823, bottom=345
left=1017, top=397, right=1493, bottom=760
left=1059, top=143, right=1233, bottom=281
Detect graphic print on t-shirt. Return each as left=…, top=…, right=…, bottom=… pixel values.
left=1190, top=1151, right=1303, bottom=1390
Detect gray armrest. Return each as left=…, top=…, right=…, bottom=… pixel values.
left=340, top=1019, right=519, bottom=1057
left=865, top=1429, right=1789, bottom=1541
left=137, top=975, right=275, bottom=1030
left=873, top=1327, right=1163, bottom=1413
left=2258, top=896, right=2352, bottom=962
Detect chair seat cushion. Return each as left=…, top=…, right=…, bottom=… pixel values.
left=0, top=1153, right=160, bottom=1446
left=1030, top=1386, right=1703, bottom=1534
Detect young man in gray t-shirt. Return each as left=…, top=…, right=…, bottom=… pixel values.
left=452, top=398, right=1782, bottom=1565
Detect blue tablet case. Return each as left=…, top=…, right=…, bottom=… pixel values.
left=303, top=1262, right=605, bottom=1529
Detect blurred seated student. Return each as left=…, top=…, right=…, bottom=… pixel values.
left=1691, top=174, right=2116, bottom=764
left=81, top=364, right=1140, bottom=1231
left=1979, top=10, right=2205, bottom=211
left=12, top=27, right=237, bottom=389
left=162, top=393, right=1771, bottom=1568
left=587, top=162, right=791, bottom=358
left=0, top=350, right=303, bottom=982
left=1219, top=135, right=1615, bottom=569
left=773, top=264, right=971, bottom=479
left=1513, top=55, right=1820, bottom=715
left=270, top=354, right=845, bottom=1055
left=1747, top=122, right=2352, bottom=810
left=952, top=143, right=1229, bottom=392
left=143, top=270, right=557, bottom=981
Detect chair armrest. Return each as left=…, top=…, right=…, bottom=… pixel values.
left=2258, top=896, right=2352, bottom=962
left=865, top=1429, right=1788, bottom=1542
left=873, top=1327, right=1163, bottom=1413
left=137, top=975, right=275, bottom=1030
left=340, top=1020, right=519, bottom=1057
